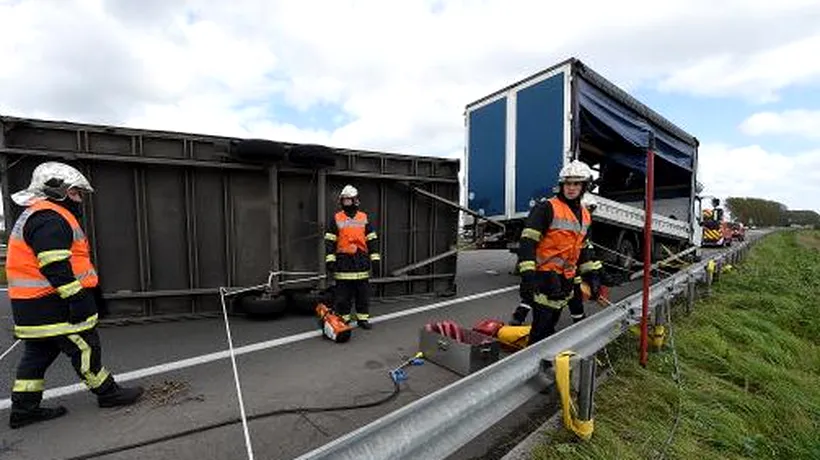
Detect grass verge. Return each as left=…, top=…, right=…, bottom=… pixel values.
left=533, top=230, right=820, bottom=460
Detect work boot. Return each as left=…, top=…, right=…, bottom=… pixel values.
left=9, top=406, right=68, bottom=429
left=571, top=314, right=587, bottom=324
left=357, top=319, right=372, bottom=330
left=97, top=382, right=145, bottom=408
left=509, top=304, right=530, bottom=326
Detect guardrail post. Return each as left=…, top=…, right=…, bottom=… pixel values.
left=578, top=355, right=596, bottom=423
left=686, top=273, right=696, bottom=314
left=650, top=292, right=670, bottom=350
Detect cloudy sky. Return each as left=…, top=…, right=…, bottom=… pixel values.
left=1, top=0, right=819, bottom=212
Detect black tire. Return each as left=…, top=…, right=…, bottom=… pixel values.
left=287, top=144, right=337, bottom=168
left=232, top=139, right=287, bottom=162
left=617, top=235, right=637, bottom=271
left=238, top=294, right=288, bottom=319
left=287, top=288, right=334, bottom=315
left=435, top=283, right=458, bottom=298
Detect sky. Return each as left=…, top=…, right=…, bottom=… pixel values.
left=1, top=0, right=819, bottom=214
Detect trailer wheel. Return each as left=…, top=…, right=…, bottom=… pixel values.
left=288, top=144, right=337, bottom=168
left=617, top=236, right=637, bottom=271
left=287, top=288, right=333, bottom=316
left=232, top=139, right=287, bottom=162
left=238, top=294, right=288, bottom=319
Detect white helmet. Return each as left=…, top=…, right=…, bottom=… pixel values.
left=339, top=185, right=358, bottom=199
left=558, top=160, right=593, bottom=184
left=11, top=161, right=94, bottom=206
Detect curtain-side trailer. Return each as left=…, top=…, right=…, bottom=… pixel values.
left=463, top=57, right=704, bottom=275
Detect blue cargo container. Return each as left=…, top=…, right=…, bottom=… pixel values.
left=465, top=58, right=704, bottom=271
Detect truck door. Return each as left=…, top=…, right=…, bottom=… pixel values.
left=692, top=196, right=703, bottom=248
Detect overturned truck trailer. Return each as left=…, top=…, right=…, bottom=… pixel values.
left=0, top=116, right=460, bottom=321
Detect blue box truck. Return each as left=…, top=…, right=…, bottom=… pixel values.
left=464, top=58, right=704, bottom=273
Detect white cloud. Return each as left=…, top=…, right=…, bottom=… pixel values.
left=739, top=110, right=820, bottom=140
left=1, top=0, right=820, bottom=211
left=698, top=143, right=820, bottom=210
left=656, top=34, right=820, bottom=103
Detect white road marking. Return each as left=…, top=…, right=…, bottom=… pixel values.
left=0, top=284, right=517, bottom=410
left=0, top=339, right=20, bottom=363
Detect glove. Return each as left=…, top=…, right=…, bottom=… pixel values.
left=519, top=271, right=537, bottom=304
left=67, top=291, right=97, bottom=324
left=92, top=286, right=110, bottom=319
left=370, top=261, right=381, bottom=278
left=325, top=260, right=336, bottom=274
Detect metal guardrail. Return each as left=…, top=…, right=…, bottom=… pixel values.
left=294, top=236, right=762, bottom=460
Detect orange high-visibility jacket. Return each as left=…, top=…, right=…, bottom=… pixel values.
left=6, top=200, right=99, bottom=300
left=522, top=197, right=591, bottom=279
left=534, top=197, right=591, bottom=278
left=334, top=210, right=370, bottom=255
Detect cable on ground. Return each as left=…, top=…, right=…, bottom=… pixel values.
left=60, top=350, right=421, bottom=460
left=60, top=374, right=403, bottom=460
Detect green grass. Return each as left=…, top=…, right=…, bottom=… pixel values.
left=533, top=230, right=820, bottom=460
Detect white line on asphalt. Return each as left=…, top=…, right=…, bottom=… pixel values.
left=0, top=340, right=20, bottom=363
left=0, top=284, right=518, bottom=410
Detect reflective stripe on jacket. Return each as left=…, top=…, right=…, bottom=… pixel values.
left=534, top=197, right=591, bottom=278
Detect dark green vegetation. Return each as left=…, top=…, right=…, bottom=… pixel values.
left=725, top=197, right=820, bottom=228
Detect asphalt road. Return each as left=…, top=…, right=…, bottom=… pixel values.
left=0, top=241, right=748, bottom=460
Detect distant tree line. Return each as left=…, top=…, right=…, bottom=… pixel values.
left=725, top=197, right=820, bottom=228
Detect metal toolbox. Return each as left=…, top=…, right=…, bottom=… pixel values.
left=419, top=326, right=501, bottom=376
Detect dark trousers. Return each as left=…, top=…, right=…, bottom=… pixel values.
left=527, top=273, right=575, bottom=345
left=11, top=328, right=114, bottom=412
left=334, top=279, right=371, bottom=322
left=567, top=282, right=587, bottom=322
left=514, top=282, right=587, bottom=325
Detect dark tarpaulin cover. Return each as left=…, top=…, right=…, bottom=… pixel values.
left=577, top=77, right=696, bottom=173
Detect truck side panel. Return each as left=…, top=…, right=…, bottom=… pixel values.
left=466, top=97, right=507, bottom=218
left=0, top=116, right=460, bottom=320
left=514, top=72, right=565, bottom=214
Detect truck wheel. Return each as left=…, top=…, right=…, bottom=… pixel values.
left=239, top=294, right=288, bottom=319
left=288, top=144, right=337, bottom=168
left=287, top=289, right=333, bottom=316
left=232, top=139, right=287, bottom=162
left=617, top=237, right=637, bottom=271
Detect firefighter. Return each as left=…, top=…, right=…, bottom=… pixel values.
left=324, top=185, right=381, bottom=329
left=508, top=160, right=602, bottom=345
left=566, top=195, right=604, bottom=324
left=510, top=193, right=603, bottom=327
left=5, top=162, right=144, bottom=429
